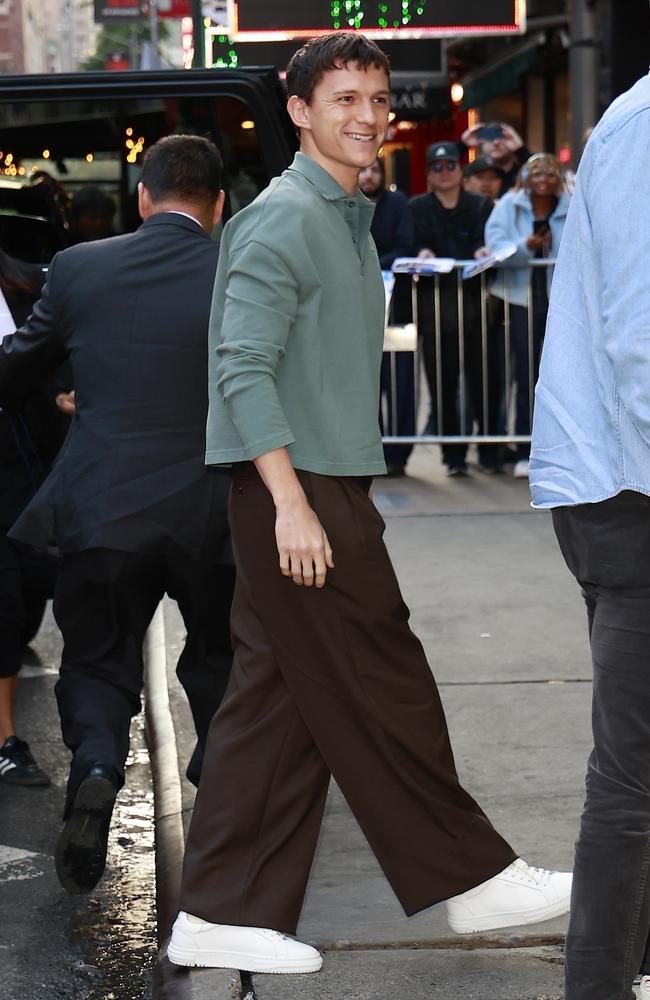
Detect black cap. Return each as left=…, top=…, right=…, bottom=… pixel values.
left=426, top=141, right=461, bottom=165
left=463, top=155, right=506, bottom=179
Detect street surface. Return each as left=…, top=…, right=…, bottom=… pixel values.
left=0, top=611, right=156, bottom=1000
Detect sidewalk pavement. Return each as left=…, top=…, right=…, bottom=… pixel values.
left=148, top=446, right=597, bottom=1000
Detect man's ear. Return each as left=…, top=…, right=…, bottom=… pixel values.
left=137, top=181, right=148, bottom=221
left=213, top=189, right=226, bottom=226
left=287, top=95, right=311, bottom=133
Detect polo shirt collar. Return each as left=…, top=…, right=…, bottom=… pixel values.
left=288, top=151, right=361, bottom=203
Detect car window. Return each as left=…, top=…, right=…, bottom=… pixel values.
left=0, top=93, right=268, bottom=262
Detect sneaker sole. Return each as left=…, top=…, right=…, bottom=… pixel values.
left=55, top=775, right=117, bottom=895
left=166, top=943, right=323, bottom=974
left=448, top=896, right=571, bottom=934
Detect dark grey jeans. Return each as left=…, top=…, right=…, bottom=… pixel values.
left=553, top=491, right=650, bottom=1000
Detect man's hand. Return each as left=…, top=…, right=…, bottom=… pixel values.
left=474, top=246, right=491, bottom=259
left=499, top=123, right=524, bottom=154
left=275, top=494, right=334, bottom=588
left=55, top=390, right=75, bottom=414
left=418, top=248, right=436, bottom=259
left=254, top=447, right=335, bottom=587
left=461, top=123, right=485, bottom=148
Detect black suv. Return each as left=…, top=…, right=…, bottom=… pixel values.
left=0, top=68, right=297, bottom=261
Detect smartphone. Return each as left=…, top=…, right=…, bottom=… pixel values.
left=477, top=124, right=503, bottom=141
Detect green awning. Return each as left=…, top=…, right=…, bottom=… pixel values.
left=462, top=45, right=539, bottom=110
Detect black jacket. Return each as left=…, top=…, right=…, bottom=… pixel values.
left=410, top=188, right=491, bottom=261
left=0, top=213, right=230, bottom=561
left=409, top=189, right=492, bottom=332
left=0, top=266, right=69, bottom=530
left=371, top=188, right=415, bottom=326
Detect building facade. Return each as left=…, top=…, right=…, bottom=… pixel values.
left=0, top=0, right=97, bottom=75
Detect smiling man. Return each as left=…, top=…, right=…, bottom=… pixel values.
left=168, top=32, right=571, bottom=976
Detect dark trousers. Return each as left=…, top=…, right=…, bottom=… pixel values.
left=0, top=532, right=58, bottom=677
left=53, top=547, right=235, bottom=815
left=379, top=351, right=415, bottom=470
left=510, top=299, right=547, bottom=460
left=421, top=313, right=502, bottom=470
left=553, top=492, right=650, bottom=1000
left=180, top=466, right=516, bottom=934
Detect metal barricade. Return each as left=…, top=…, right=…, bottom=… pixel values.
left=380, top=258, right=556, bottom=448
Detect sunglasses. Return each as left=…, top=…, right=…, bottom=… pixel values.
left=430, top=160, right=458, bottom=173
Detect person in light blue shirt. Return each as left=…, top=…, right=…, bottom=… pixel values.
left=530, top=71, right=650, bottom=1000
left=485, top=154, right=570, bottom=479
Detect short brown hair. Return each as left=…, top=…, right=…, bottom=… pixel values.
left=286, top=32, right=390, bottom=105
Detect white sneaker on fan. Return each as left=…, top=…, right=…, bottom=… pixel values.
left=639, top=975, right=650, bottom=997
left=167, top=911, right=323, bottom=974
left=446, top=858, right=572, bottom=934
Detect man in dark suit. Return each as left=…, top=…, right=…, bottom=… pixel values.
left=0, top=135, right=234, bottom=894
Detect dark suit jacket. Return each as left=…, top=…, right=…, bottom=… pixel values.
left=0, top=213, right=230, bottom=561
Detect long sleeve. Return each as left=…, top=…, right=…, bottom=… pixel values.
left=589, top=110, right=650, bottom=448
left=471, top=197, right=493, bottom=254
left=378, top=195, right=415, bottom=269
left=214, top=238, right=299, bottom=461
left=0, top=254, right=67, bottom=409
left=485, top=194, right=533, bottom=266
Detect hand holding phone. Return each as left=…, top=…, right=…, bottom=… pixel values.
left=477, top=124, right=503, bottom=142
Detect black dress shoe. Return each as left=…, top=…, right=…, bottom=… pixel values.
left=55, top=764, right=119, bottom=894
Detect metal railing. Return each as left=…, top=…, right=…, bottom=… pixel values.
left=381, top=259, right=556, bottom=447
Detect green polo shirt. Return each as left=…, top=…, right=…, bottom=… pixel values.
left=205, top=152, right=387, bottom=476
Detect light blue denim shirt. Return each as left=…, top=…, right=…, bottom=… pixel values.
left=485, top=188, right=570, bottom=307
left=530, top=71, right=650, bottom=509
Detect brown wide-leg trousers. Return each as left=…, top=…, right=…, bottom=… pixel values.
left=180, top=465, right=516, bottom=934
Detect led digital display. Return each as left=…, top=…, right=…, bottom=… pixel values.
left=230, top=1, right=525, bottom=40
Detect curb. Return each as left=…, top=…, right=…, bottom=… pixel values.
left=144, top=604, right=242, bottom=1000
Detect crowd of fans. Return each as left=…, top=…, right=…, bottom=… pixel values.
left=368, top=121, right=570, bottom=480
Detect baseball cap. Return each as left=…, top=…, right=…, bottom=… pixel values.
left=463, top=155, right=506, bottom=179
left=426, top=141, right=461, bottom=165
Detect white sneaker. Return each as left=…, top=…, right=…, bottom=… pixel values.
left=167, top=911, right=323, bottom=974
left=639, top=975, right=650, bottom=997
left=446, top=858, right=572, bottom=934
left=513, top=459, right=529, bottom=479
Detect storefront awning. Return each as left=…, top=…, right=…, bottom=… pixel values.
left=461, top=33, right=545, bottom=110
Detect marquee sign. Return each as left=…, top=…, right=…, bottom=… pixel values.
left=228, top=1, right=526, bottom=40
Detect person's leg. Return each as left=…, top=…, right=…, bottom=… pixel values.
left=53, top=549, right=163, bottom=814
left=470, top=300, right=504, bottom=472
left=381, top=352, right=415, bottom=474
left=180, top=558, right=331, bottom=934
left=20, top=548, right=59, bottom=646
left=0, top=533, right=23, bottom=744
left=440, top=322, right=467, bottom=472
left=510, top=304, right=532, bottom=461
left=165, top=552, right=235, bottom=785
left=553, top=494, right=650, bottom=1000
left=181, top=467, right=516, bottom=935
left=0, top=533, right=50, bottom=785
